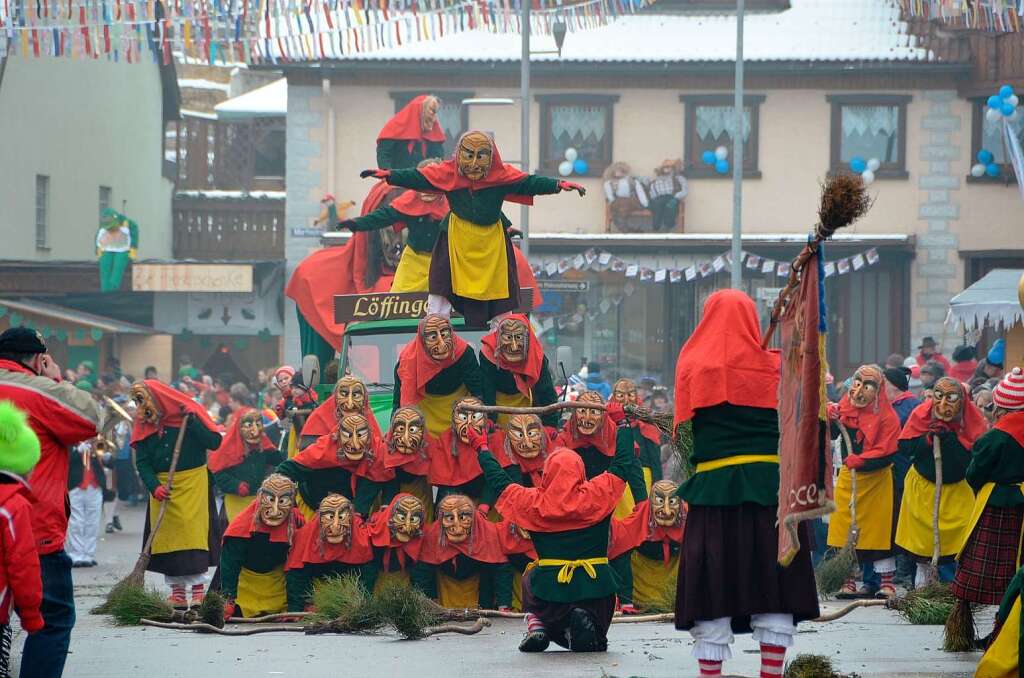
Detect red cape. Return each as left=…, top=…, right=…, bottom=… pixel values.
left=351, top=181, right=402, bottom=294
left=995, top=410, right=1024, bottom=448
left=899, top=385, right=988, bottom=450
left=292, top=432, right=394, bottom=484
left=426, top=430, right=483, bottom=487
left=389, top=190, right=450, bottom=221
left=222, top=500, right=303, bottom=546
left=635, top=421, right=661, bottom=446
left=301, top=396, right=383, bottom=441
left=512, top=245, right=544, bottom=309
left=418, top=508, right=508, bottom=565
left=608, top=498, right=685, bottom=562
left=285, top=514, right=374, bottom=570
left=495, top=447, right=625, bottom=533
left=479, top=313, right=544, bottom=398
left=365, top=493, right=425, bottom=570
left=836, top=386, right=901, bottom=460
left=497, top=519, right=538, bottom=560
left=208, top=407, right=276, bottom=474
left=673, top=289, right=780, bottom=426
left=381, top=431, right=433, bottom=476
left=555, top=416, right=617, bottom=457
left=130, top=379, right=221, bottom=445
left=377, top=95, right=446, bottom=145
left=417, top=132, right=533, bottom=206
left=396, top=317, right=471, bottom=406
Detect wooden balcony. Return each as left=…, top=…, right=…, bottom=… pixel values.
left=172, top=192, right=285, bottom=261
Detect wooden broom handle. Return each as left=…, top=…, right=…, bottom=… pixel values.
left=837, top=421, right=859, bottom=549
left=932, top=434, right=943, bottom=570
left=456, top=401, right=607, bottom=416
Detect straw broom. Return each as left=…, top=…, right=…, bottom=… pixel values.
left=816, top=423, right=860, bottom=596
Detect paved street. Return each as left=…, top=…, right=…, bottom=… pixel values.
left=8, top=505, right=986, bottom=678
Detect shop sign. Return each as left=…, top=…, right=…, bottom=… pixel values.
left=537, top=280, right=590, bottom=292
left=335, top=289, right=535, bottom=323
left=132, top=264, right=253, bottom=293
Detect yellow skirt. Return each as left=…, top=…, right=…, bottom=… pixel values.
left=223, top=493, right=252, bottom=523
left=511, top=568, right=524, bottom=612
left=391, top=246, right=432, bottom=293
left=295, top=491, right=316, bottom=522
left=976, top=594, right=1021, bottom=678
left=447, top=214, right=508, bottom=301
left=494, top=390, right=532, bottom=429
left=418, top=385, right=468, bottom=437
left=149, top=465, right=209, bottom=555
left=437, top=573, right=479, bottom=609
left=827, top=466, right=893, bottom=552
left=632, top=551, right=678, bottom=611
left=895, top=467, right=973, bottom=558
left=236, top=566, right=287, bottom=618
left=613, top=484, right=637, bottom=520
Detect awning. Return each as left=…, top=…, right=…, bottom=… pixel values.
left=947, top=269, right=1024, bottom=330
left=0, top=298, right=161, bottom=334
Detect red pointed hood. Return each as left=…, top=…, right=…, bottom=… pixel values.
left=377, top=94, right=446, bottom=144
left=285, top=513, right=374, bottom=570
left=208, top=407, right=275, bottom=474
left=130, top=379, right=221, bottom=445
left=417, top=132, right=533, bottom=206
left=479, top=314, right=545, bottom=398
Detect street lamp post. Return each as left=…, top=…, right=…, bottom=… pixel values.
left=730, top=0, right=745, bottom=290
left=521, top=0, right=531, bottom=257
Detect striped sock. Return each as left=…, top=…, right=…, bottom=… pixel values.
left=879, top=571, right=895, bottom=589
left=698, top=659, right=723, bottom=677
left=760, top=643, right=786, bottom=677
left=525, top=612, right=545, bottom=633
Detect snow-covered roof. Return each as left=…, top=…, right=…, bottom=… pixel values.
left=947, top=269, right=1024, bottom=330
left=280, top=0, right=933, bottom=66
left=175, top=190, right=286, bottom=200
left=178, top=78, right=232, bottom=93
left=215, top=79, right=287, bottom=120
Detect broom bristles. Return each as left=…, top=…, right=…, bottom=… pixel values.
left=942, top=599, right=976, bottom=652
left=198, top=589, right=227, bottom=629
left=816, top=173, right=873, bottom=241
left=814, top=545, right=858, bottom=596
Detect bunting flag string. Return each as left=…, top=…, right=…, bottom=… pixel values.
left=898, top=0, right=1023, bottom=32
left=0, top=0, right=650, bottom=64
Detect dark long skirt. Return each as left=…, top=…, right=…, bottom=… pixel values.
left=521, top=569, right=616, bottom=650
left=675, top=502, right=819, bottom=633
left=951, top=504, right=1024, bottom=605
left=142, top=476, right=221, bottom=577
left=429, top=229, right=520, bottom=328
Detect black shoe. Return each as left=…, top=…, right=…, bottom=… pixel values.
left=105, top=523, right=115, bottom=534
left=567, top=608, right=601, bottom=652
left=71, top=561, right=86, bottom=568
left=86, top=560, right=97, bottom=567
left=518, top=631, right=550, bottom=653
left=112, top=516, right=123, bottom=531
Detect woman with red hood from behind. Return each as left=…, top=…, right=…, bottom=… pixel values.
left=671, top=290, right=818, bottom=678
left=468, top=403, right=635, bottom=654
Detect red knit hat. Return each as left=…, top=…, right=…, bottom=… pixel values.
left=994, top=367, right=1024, bottom=410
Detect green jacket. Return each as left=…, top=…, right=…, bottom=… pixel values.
left=967, top=428, right=1024, bottom=508
left=346, top=205, right=441, bottom=255
left=376, top=138, right=446, bottom=171
left=220, top=532, right=290, bottom=600
left=897, top=431, right=971, bottom=485
left=479, top=353, right=559, bottom=427
left=676, top=404, right=779, bottom=507
left=133, top=417, right=222, bottom=493
left=213, top=449, right=286, bottom=496
left=391, top=349, right=483, bottom=412
left=275, top=458, right=352, bottom=511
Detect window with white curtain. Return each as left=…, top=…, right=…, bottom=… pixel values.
left=538, top=94, right=618, bottom=174
left=973, top=99, right=1024, bottom=179
left=681, top=94, right=764, bottom=177
left=828, top=95, right=910, bottom=178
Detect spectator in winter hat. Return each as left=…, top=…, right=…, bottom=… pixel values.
left=993, top=367, right=1024, bottom=416
left=915, top=337, right=952, bottom=373
left=584, top=362, right=612, bottom=401
left=949, top=345, right=979, bottom=384
left=883, top=367, right=920, bottom=427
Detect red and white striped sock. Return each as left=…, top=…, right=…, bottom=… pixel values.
left=524, top=612, right=545, bottom=633
left=879, top=571, right=895, bottom=589
left=698, top=659, right=723, bottom=677
left=760, top=643, right=786, bottom=678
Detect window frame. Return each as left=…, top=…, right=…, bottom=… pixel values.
left=680, top=94, right=764, bottom=179
left=99, top=185, right=112, bottom=217
left=968, top=97, right=1021, bottom=185
left=389, top=90, right=474, bottom=158
left=827, top=94, right=911, bottom=179
left=536, top=93, right=619, bottom=175
left=35, top=174, right=49, bottom=251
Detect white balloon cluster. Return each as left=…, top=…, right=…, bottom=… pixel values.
left=849, top=156, right=881, bottom=185
left=557, top=147, right=588, bottom=177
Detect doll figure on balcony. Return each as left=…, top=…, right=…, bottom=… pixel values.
left=602, top=162, right=648, bottom=233
left=96, top=208, right=139, bottom=292
left=646, top=159, right=687, bottom=232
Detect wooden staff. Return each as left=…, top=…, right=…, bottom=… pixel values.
left=930, top=434, right=944, bottom=574
left=456, top=401, right=606, bottom=416
left=838, top=422, right=860, bottom=551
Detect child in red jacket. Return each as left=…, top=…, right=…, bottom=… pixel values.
left=0, top=401, right=44, bottom=677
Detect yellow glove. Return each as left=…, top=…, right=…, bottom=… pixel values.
left=129, top=248, right=137, bottom=260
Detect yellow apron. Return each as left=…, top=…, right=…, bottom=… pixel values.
left=511, top=567, right=524, bottom=612
left=613, top=484, right=636, bottom=520
left=374, top=569, right=411, bottom=594
left=149, top=465, right=210, bottom=555
left=391, top=246, right=432, bottom=293
left=957, top=482, right=1024, bottom=565
left=295, top=491, right=316, bottom=522
left=223, top=493, right=252, bottom=523
left=236, top=566, right=287, bottom=618
left=447, top=214, right=508, bottom=301
left=495, top=390, right=532, bottom=429
left=286, top=423, right=300, bottom=459
left=437, top=573, right=479, bottom=609
left=642, top=467, right=654, bottom=494
left=827, top=465, right=894, bottom=552
left=976, top=594, right=1020, bottom=678
left=418, top=385, right=468, bottom=437
left=631, top=551, right=679, bottom=611
left=894, top=466, right=973, bottom=558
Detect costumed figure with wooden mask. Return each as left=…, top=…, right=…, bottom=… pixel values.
left=300, top=374, right=382, bottom=451
left=130, top=379, right=223, bottom=609
left=672, top=290, right=818, bottom=678
left=894, top=377, right=986, bottom=587
left=612, top=377, right=664, bottom=492
left=361, top=131, right=585, bottom=326
left=381, top=406, right=434, bottom=513
left=285, top=493, right=377, bottom=611
left=418, top=493, right=513, bottom=610
left=609, top=480, right=686, bottom=612
left=220, top=474, right=303, bottom=619
left=365, top=492, right=434, bottom=594
left=494, top=413, right=551, bottom=488
left=277, top=411, right=394, bottom=518
left=210, top=407, right=284, bottom=522
left=469, top=410, right=636, bottom=653
left=427, top=396, right=510, bottom=505
left=479, top=314, right=559, bottom=428
left=949, top=368, right=1024, bottom=649
left=393, top=314, right=482, bottom=436
left=826, top=364, right=902, bottom=599
left=376, top=95, right=446, bottom=170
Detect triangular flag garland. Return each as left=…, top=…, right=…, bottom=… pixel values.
left=529, top=245, right=882, bottom=335
left=0, top=0, right=653, bottom=64
left=898, top=0, right=1023, bottom=32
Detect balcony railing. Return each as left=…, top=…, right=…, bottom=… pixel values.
left=173, top=192, right=285, bottom=261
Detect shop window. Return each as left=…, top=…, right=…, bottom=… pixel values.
left=537, top=94, right=618, bottom=175
left=253, top=127, right=286, bottom=178
left=827, top=94, right=909, bottom=178
left=390, top=91, right=473, bottom=158
left=970, top=99, right=1024, bottom=183
left=681, top=94, right=763, bottom=178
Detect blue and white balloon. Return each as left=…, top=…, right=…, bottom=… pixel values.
left=977, top=148, right=994, bottom=165
left=850, top=156, right=867, bottom=174
left=563, top=147, right=578, bottom=163
left=866, top=158, right=881, bottom=172
left=861, top=170, right=875, bottom=186
left=999, top=85, right=1015, bottom=100
left=971, top=163, right=987, bottom=178
left=557, top=160, right=573, bottom=177
left=714, top=158, right=729, bottom=175
left=714, top=146, right=729, bottom=161
left=701, top=150, right=716, bottom=166
left=572, top=158, right=589, bottom=175
left=986, top=162, right=1001, bottom=178
left=987, top=107, right=1004, bottom=123
left=988, top=94, right=1004, bottom=109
